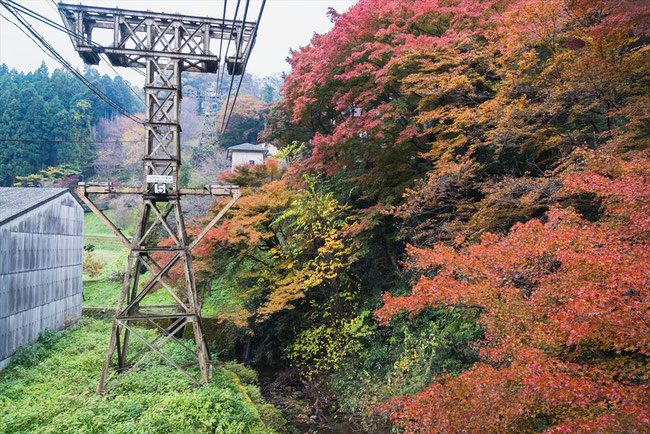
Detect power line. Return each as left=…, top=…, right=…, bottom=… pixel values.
left=3, top=0, right=146, bottom=104
left=0, top=0, right=145, bottom=124
left=5, top=0, right=100, bottom=47
left=0, top=11, right=61, bottom=65
left=0, top=138, right=142, bottom=144
left=221, top=0, right=267, bottom=135
left=220, top=0, right=251, bottom=134
left=100, top=53, right=146, bottom=105
left=216, top=0, right=242, bottom=101
left=3, top=0, right=266, bottom=132
left=217, top=0, right=228, bottom=90
left=46, top=0, right=58, bottom=15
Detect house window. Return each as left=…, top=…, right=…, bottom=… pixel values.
left=249, top=160, right=256, bottom=165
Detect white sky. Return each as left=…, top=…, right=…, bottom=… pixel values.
left=0, top=0, right=357, bottom=83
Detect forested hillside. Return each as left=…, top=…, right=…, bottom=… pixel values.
left=1, top=0, right=648, bottom=431
left=0, top=63, right=142, bottom=186
left=192, top=0, right=650, bottom=431
left=0, top=63, right=281, bottom=188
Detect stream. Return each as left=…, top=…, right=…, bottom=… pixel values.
left=253, top=364, right=366, bottom=434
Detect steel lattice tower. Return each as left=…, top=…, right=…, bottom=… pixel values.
left=58, top=3, right=255, bottom=394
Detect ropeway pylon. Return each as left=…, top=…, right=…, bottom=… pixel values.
left=58, top=2, right=256, bottom=394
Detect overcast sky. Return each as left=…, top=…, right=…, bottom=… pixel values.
left=0, top=0, right=356, bottom=83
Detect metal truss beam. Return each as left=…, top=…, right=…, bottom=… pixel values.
left=76, top=183, right=240, bottom=395
left=61, top=3, right=246, bottom=395
left=58, top=3, right=256, bottom=73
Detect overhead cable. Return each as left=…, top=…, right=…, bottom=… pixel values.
left=216, top=0, right=242, bottom=101
left=0, top=138, right=142, bottom=144
left=0, top=0, right=145, bottom=124
left=5, top=0, right=145, bottom=102
left=221, top=0, right=267, bottom=135
left=220, top=0, right=251, bottom=134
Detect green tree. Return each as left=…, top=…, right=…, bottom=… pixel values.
left=0, top=63, right=142, bottom=185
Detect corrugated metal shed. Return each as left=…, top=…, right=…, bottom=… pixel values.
left=0, top=188, right=84, bottom=370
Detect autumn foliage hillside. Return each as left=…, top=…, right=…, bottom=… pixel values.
left=195, top=0, right=650, bottom=431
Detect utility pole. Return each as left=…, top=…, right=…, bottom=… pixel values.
left=58, top=3, right=256, bottom=394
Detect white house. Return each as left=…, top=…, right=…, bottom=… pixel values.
left=226, top=143, right=269, bottom=170
left=0, top=187, right=84, bottom=370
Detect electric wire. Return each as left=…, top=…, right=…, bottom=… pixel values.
left=216, top=0, right=242, bottom=101
left=46, top=0, right=58, bottom=15
left=6, top=0, right=101, bottom=47
left=0, top=138, right=141, bottom=144
left=1, top=1, right=143, bottom=122
left=0, top=11, right=61, bottom=65
left=220, top=0, right=266, bottom=135
left=216, top=0, right=228, bottom=94
left=216, top=0, right=241, bottom=97
left=219, top=0, right=251, bottom=135
left=0, top=0, right=145, bottom=124
left=100, top=53, right=146, bottom=105
left=4, top=0, right=145, bottom=103
left=3, top=0, right=265, bottom=131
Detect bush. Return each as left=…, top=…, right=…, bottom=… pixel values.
left=83, top=249, right=104, bottom=278
left=104, top=255, right=127, bottom=282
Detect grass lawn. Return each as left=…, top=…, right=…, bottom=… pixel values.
left=83, top=211, right=129, bottom=264
left=84, top=210, right=133, bottom=236
left=0, top=319, right=284, bottom=433
left=84, top=211, right=154, bottom=308
left=82, top=280, right=176, bottom=307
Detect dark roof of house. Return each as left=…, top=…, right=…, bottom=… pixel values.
left=0, top=187, right=75, bottom=226
left=227, top=143, right=267, bottom=152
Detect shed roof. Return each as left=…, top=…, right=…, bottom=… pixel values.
left=0, top=187, right=74, bottom=226
left=227, top=143, right=267, bottom=152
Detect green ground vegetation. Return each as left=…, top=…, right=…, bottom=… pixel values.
left=83, top=211, right=130, bottom=263
left=83, top=211, right=138, bottom=307
left=0, top=319, right=285, bottom=433
left=81, top=280, right=176, bottom=308
left=82, top=211, right=216, bottom=312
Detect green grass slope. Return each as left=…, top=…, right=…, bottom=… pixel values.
left=82, top=281, right=176, bottom=307
left=0, top=319, right=284, bottom=433
left=83, top=212, right=177, bottom=308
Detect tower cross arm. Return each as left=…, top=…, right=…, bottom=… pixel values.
left=77, top=182, right=239, bottom=197
left=58, top=3, right=256, bottom=73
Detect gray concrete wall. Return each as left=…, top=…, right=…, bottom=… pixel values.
left=0, top=192, right=83, bottom=369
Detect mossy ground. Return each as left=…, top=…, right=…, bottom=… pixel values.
left=0, top=319, right=285, bottom=433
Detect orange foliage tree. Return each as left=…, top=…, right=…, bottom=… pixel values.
left=184, top=0, right=650, bottom=426
left=368, top=0, right=650, bottom=430
left=376, top=151, right=650, bottom=431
